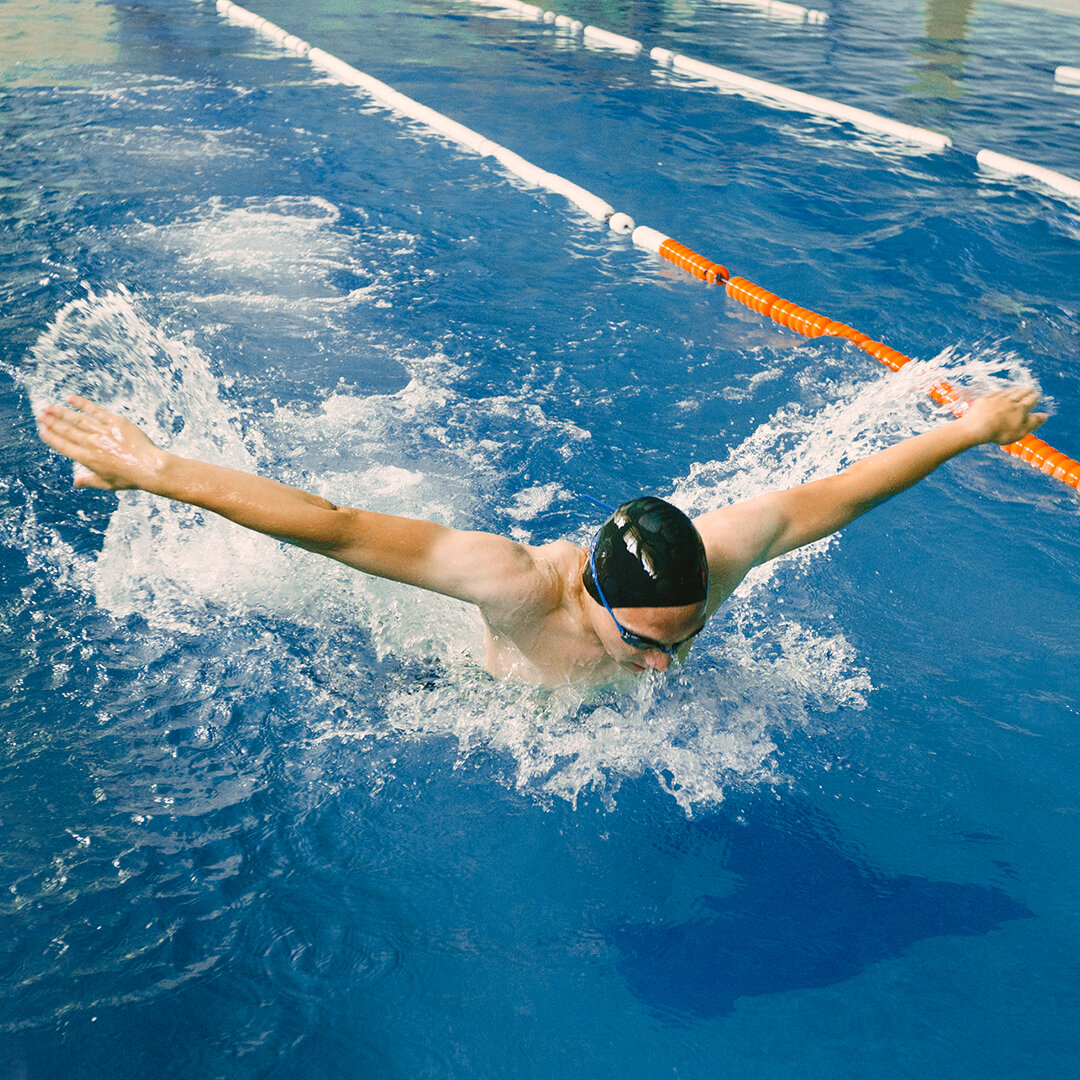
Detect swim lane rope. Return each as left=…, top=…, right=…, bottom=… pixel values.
left=471, top=0, right=1080, bottom=201
left=210, top=0, right=1080, bottom=492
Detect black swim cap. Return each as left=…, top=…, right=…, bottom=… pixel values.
left=583, top=497, right=708, bottom=609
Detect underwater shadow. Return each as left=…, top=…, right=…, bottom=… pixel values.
left=607, top=799, right=1033, bottom=1019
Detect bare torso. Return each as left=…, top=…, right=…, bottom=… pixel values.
left=478, top=540, right=630, bottom=686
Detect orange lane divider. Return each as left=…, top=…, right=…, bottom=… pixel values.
left=657, top=238, right=728, bottom=284
left=650, top=241, right=1080, bottom=490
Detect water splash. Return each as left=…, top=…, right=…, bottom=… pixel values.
left=13, top=286, right=1040, bottom=813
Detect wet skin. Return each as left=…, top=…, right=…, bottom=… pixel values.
left=37, top=390, right=1048, bottom=687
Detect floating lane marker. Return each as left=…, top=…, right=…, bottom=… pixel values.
left=719, top=0, right=829, bottom=25
left=718, top=273, right=1080, bottom=488
left=1055, top=65, right=1080, bottom=85
left=471, top=0, right=546, bottom=18
left=582, top=25, right=643, bottom=56
left=976, top=149, right=1080, bottom=202
left=466, top=0, right=825, bottom=30
left=637, top=224, right=1078, bottom=488
left=653, top=49, right=952, bottom=151
left=462, top=1, right=945, bottom=150
left=215, top=1, right=619, bottom=222
left=631, top=227, right=730, bottom=284
left=210, top=1, right=1077, bottom=491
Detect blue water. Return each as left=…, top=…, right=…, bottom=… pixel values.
left=2, top=0, right=1079, bottom=1076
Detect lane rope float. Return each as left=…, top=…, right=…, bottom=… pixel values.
left=465, top=0, right=1080, bottom=206
left=976, top=149, right=1080, bottom=202
left=476, top=0, right=827, bottom=31
left=210, top=0, right=1080, bottom=491
left=718, top=1, right=829, bottom=26
left=581, top=25, right=643, bottom=56
left=650, top=48, right=951, bottom=150
left=466, top=0, right=948, bottom=151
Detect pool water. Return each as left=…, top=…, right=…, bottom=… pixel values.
left=1, top=0, right=1078, bottom=1076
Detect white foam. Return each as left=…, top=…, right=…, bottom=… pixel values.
left=131, top=196, right=417, bottom=322
left=503, top=482, right=567, bottom=520
left=138, top=196, right=345, bottom=292
left=28, top=297, right=1036, bottom=812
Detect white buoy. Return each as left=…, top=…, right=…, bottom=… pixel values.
left=977, top=149, right=1080, bottom=201
left=582, top=26, right=642, bottom=56
left=1055, top=66, right=1080, bottom=86
left=670, top=53, right=951, bottom=150
left=536, top=170, right=616, bottom=221
left=631, top=226, right=667, bottom=254
left=213, top=4, right=628, bottom=236
left=488, top=145, right=549, bottom=187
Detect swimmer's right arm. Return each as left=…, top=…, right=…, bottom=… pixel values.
left=37, top=396, right=535, bottom=608
left=694, top=386, right=1048, bottom=602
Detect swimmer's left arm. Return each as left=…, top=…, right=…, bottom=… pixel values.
left=696, top=387, right=1047, bottom=585
left=36, top=396, right=539, bottom=610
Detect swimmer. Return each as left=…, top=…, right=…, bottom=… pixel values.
left=37, top=387, right=1046, bottom=686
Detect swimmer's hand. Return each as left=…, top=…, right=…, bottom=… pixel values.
left=37, top=396, right=168, bottom=492
left=36, top=395, right=539, bottom=619
left=694, top=383, right=1052, bottom=589
left=959, top=386, right=1048, bottom=446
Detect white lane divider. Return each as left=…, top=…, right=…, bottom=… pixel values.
left=461, top=0, right=948, bottom=152
left=472, top=0, right=825, bottom=28
left=460, top=1, right=1080, bottom=207
left=652, top=48, right=952, bottom=150
left=216, top=1, right=625, bottom=229
left=582, top=25, right=643, bottom=56
left=718, top=0, right=828, bottom=25
left=976, top=149, right=1080, bottom=201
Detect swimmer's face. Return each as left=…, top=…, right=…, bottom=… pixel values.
left=598, top=601, right=707, bottom=674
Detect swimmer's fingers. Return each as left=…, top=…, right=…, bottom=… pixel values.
left=39, top=402, right=99, bottom=438
left=1003, top=385, right=1041, bottom=409
left=66, top=395, right=117, bottom=422
left=37, top=398, right=164, bottom=491
left=37, top=408, right=118, bottom=489
left=964, top=385, right=1048, bottom=445
left=37, top=403, right=95, bottom=453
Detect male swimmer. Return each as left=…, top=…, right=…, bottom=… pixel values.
left=37, top=387, right=1045, bottom=686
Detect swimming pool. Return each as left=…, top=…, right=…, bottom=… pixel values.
left=2, top=0, right=1079, bottom=1075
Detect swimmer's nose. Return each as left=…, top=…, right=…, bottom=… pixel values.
left=645, top=651, right=671, bottom=672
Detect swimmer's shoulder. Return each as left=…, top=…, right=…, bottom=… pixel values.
left=504, top=539, right=584, bottom=614
left=528, top=539, right=586, bottom=584
left=471, top=537, right=579, bottom=623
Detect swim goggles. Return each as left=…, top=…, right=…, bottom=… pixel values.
left=588, top=540, right=703, bottom=655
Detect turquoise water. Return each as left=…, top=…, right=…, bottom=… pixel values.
left=2, top=1, right=1079, bottom=1076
